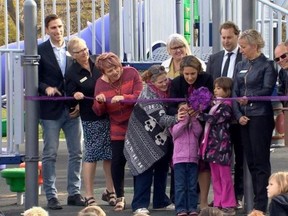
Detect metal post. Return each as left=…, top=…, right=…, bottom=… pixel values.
left=23, top=0, right=40, bottom=209
left=243, top=155, right=254, bottom=213
left=242, top=0, right=255, bottom=30
left=176, top=0, right=182, bottom=34
left=109, top=0, right=123, bottom=59
left=211, top=0, right=221, bottom=53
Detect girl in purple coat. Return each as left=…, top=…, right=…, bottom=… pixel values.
left=198, top=77, right=236, bottom=215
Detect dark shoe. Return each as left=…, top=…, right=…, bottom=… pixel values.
left=67, top=194, right=85, bottom=206
left=102, top=189, right=116, bottom=206
left=85, top=196, right=97, bottom=206
left=47, top=197, right=63, bottom=210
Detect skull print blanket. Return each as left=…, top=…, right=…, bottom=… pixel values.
left=123, top=84, right=177, bottom=176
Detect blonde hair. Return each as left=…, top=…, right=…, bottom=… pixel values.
left=22, top=207, right=49, bottom=216
left=239, top=29, right=265, bottom=52
left=269, top=171, right=288, bottom=195
left=166, top=33, right=192, bottom=55
left=78, top=206, right=106, bottom=216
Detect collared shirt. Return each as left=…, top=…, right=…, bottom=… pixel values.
left=221, top=46, right=239, bottom=78
left=50, top=39, right=67, bottom=76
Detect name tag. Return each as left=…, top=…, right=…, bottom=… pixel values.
left=239, top=70, right=248, bottom=74
left=80, top=77, right=87, bottom=83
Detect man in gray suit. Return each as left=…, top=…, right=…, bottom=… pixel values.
left=206, top=21, right=244, bottom=208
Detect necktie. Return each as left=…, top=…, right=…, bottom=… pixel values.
left=222, top=52, right=233, bottom=77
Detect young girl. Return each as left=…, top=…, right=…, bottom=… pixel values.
left=266, top=171, right=288, bottom=216
left=198, top=77, right=236, bottom=215
left=170, top=103, right=203, bottom=216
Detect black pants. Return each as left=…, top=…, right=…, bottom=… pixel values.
left=111, top=140, right=126, bottom=198
left=240, top=115, right=274, bottom=212
left=230, top=123, right=244, bottom=201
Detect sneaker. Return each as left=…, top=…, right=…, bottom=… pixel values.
left=133, top=208, right=150, bottom=215
left=47, top=197, right=62, bottom=210
left=67, top=194, right=85, bottom=206
left=221, top=208, right=236, bottom=216
left=236, top=199, right=243, bottom=209
left=154, top=203, right=175, bottom=210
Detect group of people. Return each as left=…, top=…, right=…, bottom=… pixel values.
left=37, top=12, right=288, bottom=216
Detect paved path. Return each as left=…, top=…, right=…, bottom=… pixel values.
left=1, top=142, right=287, bottom=216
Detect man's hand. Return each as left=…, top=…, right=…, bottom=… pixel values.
left=45, top=87, right=62, bottom=96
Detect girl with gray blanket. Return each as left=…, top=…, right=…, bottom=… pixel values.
left=124, top=65, right=185, bottom=216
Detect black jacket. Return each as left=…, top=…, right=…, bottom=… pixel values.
left=38, top=40, right=73, bottom=120
left=65, top=55, right=107, bottom=121
left=206, top=49, right=242, bottom=81
left=168, top=72, right=213, bottom=115
left=269, top=194, right=288, bottom=216
left=232, top=54, right=277, bottom=120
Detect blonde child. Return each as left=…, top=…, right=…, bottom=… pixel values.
left=78, top=205, right=106, bottom=216
left=198, top=77, right=236, bottom=215
left=266, top=171, right=288, bottom=216
left=199, top=207, right=223, bottom=216
left=22, top=206, right=49, bottom=216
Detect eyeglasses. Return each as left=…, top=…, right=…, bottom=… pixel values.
left=274, top=53, right=288, bottom=62
left=170, top=45, right=185, bottom=51
left=73, top=47, right=88, bottom=54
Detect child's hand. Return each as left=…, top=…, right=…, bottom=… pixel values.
left=177, top=109, right=187, bottom=122
left=178, top=103, right=189, bottom=112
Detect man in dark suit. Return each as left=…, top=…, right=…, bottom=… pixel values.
left=38, top=14, right=85, bottom=210
left=206, top=21, right=244, bottom=208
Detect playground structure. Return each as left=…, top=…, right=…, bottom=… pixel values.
left=1, top=0, right=288, bottom=211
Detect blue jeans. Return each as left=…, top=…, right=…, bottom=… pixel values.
left=40, top=108, right=83, bottom=200
left=131, top=156, right=171, bottom=211
left=174, top=163, right=198, bottom=214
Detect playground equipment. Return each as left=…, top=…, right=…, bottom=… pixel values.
left=0, top=162, right=43, bottom=205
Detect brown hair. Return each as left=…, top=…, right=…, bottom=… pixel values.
left=180, top=55, right=203, bottom=74
left=219, top=21, right=240, bottom=36
left=199, top=207, right=223, bottom=216
left=44, top=14, right=60, bottom=28
left=95, top=52, right=122, bottom=74
left=269, top=171, right=288, bottom=196
left=142, top=65, right=166, bottom=83
left=214, top=77, right=233, bottom=98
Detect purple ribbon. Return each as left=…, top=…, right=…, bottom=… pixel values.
left=25, top=95, right=288, bottom=103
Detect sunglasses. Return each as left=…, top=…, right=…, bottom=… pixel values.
left=274, top=53, right=288, bottom=62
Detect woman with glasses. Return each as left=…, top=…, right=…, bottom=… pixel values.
left=232, top=29, right=277, bottom=215
left=66, top=37, right=115, bottom=207
left=124, top=65, right=185, bottom=215
left=162, top=33, right=206, bottom=79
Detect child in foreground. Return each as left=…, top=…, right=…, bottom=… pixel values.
left=266, top=171, right=288, bottom=216
left=78, top=205, right=106, bottom=216
left=198, top=77, right=236, bottom=216
left=22, top=206, right=49, bottom=216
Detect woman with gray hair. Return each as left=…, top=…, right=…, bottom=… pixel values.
left=124, top=65, right=185, bottom=215
left=66, top=37, right=115, bottom=207
left=232, top=29, right=277, bottom=215
left=162, top=33, right=206, bottom=79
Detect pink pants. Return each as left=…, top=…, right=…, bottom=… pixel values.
left=210, top=163, right=236, bottom=208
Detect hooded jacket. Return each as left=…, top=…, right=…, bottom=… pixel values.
left=269, top=194, right=288, bottom=216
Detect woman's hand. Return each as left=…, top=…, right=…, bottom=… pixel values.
left=95, top=93, right=106, bottom=103
left=239, top=116, right=250, bottom=125
left=237, top=96, right=248, bottom=106
left=73, top=92, right=84, bottom=100
left=111, top=95, right=124, bottom=103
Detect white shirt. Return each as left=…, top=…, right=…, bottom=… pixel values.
left=50, top=39, right=67, bottom=76
left=221, top=47, right=239, bottom=78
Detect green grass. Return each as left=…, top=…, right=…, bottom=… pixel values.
left=2, top=109, right=65, bottom=140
